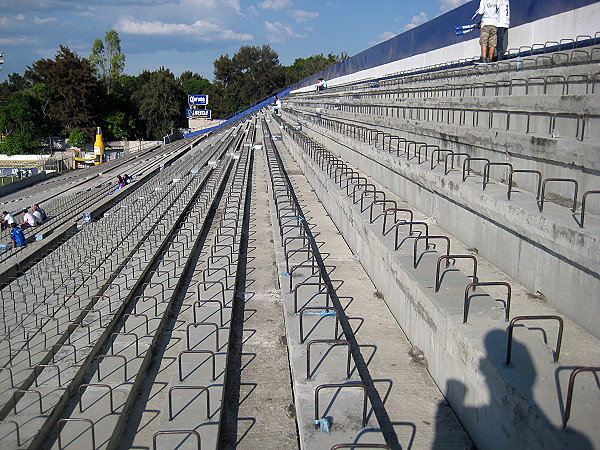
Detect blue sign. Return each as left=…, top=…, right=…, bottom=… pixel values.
left=188, top=94, right=208, bottom=105
left=186, top=109, right=212, bottom=119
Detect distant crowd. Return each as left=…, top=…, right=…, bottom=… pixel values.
left=1, top=204, right=47, bottom=249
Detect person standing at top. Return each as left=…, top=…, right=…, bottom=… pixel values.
left=496, top=0, right=510, bottom=60
left=473, top=0, right=500, bottom=63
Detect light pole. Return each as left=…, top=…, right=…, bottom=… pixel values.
left=0, top=52, right=4, bottom=71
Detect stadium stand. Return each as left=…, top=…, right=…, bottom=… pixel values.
left=0, top=0, right=598, bottom=448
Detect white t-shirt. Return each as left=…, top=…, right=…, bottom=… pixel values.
left=33, top=210, right=43, bottom=222
left=3, top=213, right=14, bottom=225
left=497, top=0, right=510, bottom=28
left=475, top=0, right=500, bottom=27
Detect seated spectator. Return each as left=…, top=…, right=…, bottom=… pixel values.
left=34, top=204, right=47, bottom=221
left=123, top=174, right=130, bottom=185
left=32, top=206, right=43, bottom=223
left=10, top=223, right=26, bottom=248
left=316, top=78, right=327, bottom=91
left=20, top=208, right=38, bottom=228
left=0, top=211, right=15, bottom=230
left=116, top=176, right=125, bottom=189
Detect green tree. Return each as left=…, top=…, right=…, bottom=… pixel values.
left=89, top=39, right=106, bottom=79
left=25, top=45, right=101, bottom=139
left=179, top=71, right=212, bottom=96
left=132, top=68, right=186, bottom=139
left=286, top=52, right=346, bottom=84
left=213, top=45, right=286, bottom=116
left=105, top=111, right=136, bottom=140
left=89, top=30, right=126, bottom=94
left=67, top=127, right=86, bottom=148
left=0, top=73, right=32, bottom=101
left=0, top=92, right=47, bottom=155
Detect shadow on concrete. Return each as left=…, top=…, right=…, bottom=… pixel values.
left=433, top=329, right=593, bottom=449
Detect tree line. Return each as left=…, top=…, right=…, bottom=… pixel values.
left=0, top=30, right=345, bottom=155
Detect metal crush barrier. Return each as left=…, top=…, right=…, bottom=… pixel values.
left=285, top=111, right=597, bottom=227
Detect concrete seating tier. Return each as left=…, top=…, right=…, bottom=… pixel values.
left=0, top=121, right=255, bottom=448
left=274, top=113, right=600, bottom=449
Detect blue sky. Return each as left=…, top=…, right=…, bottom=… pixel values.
left=0, top=0, right=470, bottom=83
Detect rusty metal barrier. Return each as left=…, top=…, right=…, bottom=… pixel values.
left=413, top=235, right=450, bottom=269
left=110, top=332, right=139, bottom=356
left=506, top=315, right=564, bottom=365
left=97, top=354, right=128, bottom=382
left=483, top=162, right=513, bottom=190
left=307, top=339, right=351, bottom=380
left=0, top=420, right=20, bottom=446
left=462, top=157, right=490, bottom=182
left=562, top=367, right=600, bottom=428
left=34, top=364, right=62, bottom=386
left=464, top=281, right=512, bottom=323
left=445, top=152, right=470, bottom=175
left=331, top=445, right=391, bottom=450
left=299, top=306, right=340, bottom=344
left=539, top=178, right=578, bottom=212
left=57, top=418, right=95, bottom=450
left=168, top=386, right=210, bottom=420
left=382, top=208, right=414, bottom=236
left=186, top=322, right=219, bottom=351
left=79, top=383, right=114, bottom=413
left=579, top=190, right=600, bottom=227
left=193, top=299, right=225, bottom=326
left=508, top=169, right=542, bottom=200
left=178, top=350, right=216, bottom=382
left=315, top=383, right=368, bottom=428
left=13, top=389, right=43, bottom=414
left=435, top=255, right=478, bottom=292
left=395, top=221, right=429, bottom=250
left=294, top=281, right=331, bottom=313
left=153, top=430, right=201, bottom=450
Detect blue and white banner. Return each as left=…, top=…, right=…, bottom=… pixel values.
left=186, top=109, right=212, bottom=119
left=188, top=94, right=208, bottom=105
left=0, top=168, right=39, bottom=177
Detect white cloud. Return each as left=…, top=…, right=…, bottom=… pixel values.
left=33, top=16, right=57, bottom=25
left=288, top=9, right=318, bottom=23
left=116, top=18, right=252, bottom=41
left=264, top=21, right=306, bottom=43
left=0, top=36, right=40, bottom=46
left=246, top=5, right=259, bottom=17
left=437, top=0, right=470, bottom=12
left=403, top=12, right=428, bottom=32
left=259, top=0, right=292, bottom=11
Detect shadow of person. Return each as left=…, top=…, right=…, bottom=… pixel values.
left=432, top=329, right=593, bottom=449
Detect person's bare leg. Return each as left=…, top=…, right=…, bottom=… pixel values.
left=488, top=46, right=495, bottom=60
left=481, top=44, right=488, bottom=58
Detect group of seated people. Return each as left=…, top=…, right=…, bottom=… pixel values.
left=1, top=204, right=47, bottom=248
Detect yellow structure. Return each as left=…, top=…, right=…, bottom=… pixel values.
left=93, top=127, right=104, bottom=165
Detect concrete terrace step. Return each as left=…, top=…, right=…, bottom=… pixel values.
left=263, top=117, right=474, bottom=449
left=279, top=119, right=600, bottom=449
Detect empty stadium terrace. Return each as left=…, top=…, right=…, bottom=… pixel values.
left=0, top=0, right=599, bottom=449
